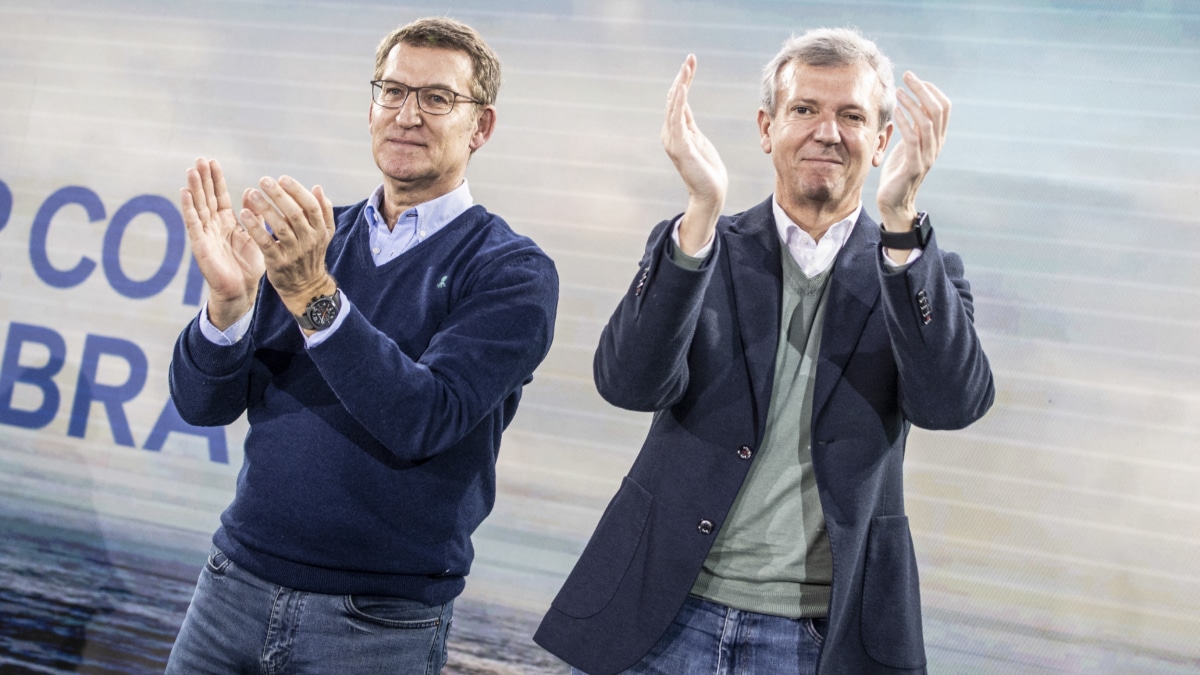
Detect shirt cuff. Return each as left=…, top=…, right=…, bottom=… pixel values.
left=199, top=302, right=253, bottom=346
left=670, top=216, right=714, bottom=269
left=881, top=246, right=924, bottom=270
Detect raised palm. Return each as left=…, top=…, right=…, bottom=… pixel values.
left=181, top=158, right=265, bottom=320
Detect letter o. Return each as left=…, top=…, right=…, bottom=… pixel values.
left=102, top=195, right=186, bottom=299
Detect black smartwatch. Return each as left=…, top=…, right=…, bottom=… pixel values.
left=296, top=289, right=342, bottom=331
left=879, top=212, right=932, bottom=250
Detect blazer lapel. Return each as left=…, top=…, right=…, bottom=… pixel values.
left=726, top=198, right=782, bottom=441
left=812, top=211, right=882, bottom=421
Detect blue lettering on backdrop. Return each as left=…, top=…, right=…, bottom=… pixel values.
left=26, top=184, right=201, bottom=306
left=30, top=185, right=105, bottom=289
left=183, top=254, right=205, bottom=306
left=0, top=179, right=11, bottom=232
left=0, top=322, right=67, bottom=429
left=103, top=195, right=187, bottom=299
left=0, top=322, right=230, bottom=463
left=144, top=398, right=228, bottom=463
left=1, top=180, right=228, bottom=462
left=67, top=334, right=148, bottom=447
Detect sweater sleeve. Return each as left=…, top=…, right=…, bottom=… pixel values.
left=168, top=313, right=257, bottom=427
left=303, top=245, right=559, bottom=463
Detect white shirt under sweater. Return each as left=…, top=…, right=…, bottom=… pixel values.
left=198, top=181, right=473, bottom=348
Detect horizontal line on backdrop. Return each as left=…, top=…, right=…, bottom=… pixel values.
left=2, top=3, right=1194, bottom=55
left=958, top=230, right=1200, bottom=260
left=2, top=0, right=1190, bottom=30
left=989, top=401, right=1200, bottom=437
left=506, top=428, right=640, bottom=457
left=976, top=297, right=1200, bottom=329
left=993, top=368, right=1200, bottom=404
left=909, top=493, right=1200, bottom=546
left=969, top=266, right=1200, bottom=298
left=915, top=530, right=1200, bottom=585
left=908, top=461, right=1200, bottom=512
left=933, top=192, right=1199, bottom=226
left=974, top=332, right=1200, bottom=369
left=519, top=400, right=649, bottom=426
left=947, top=430, right=1200, bottom=474
left=923, top=567, right=1200, bottom=624
left=953, top=130, right=1200, bottom=158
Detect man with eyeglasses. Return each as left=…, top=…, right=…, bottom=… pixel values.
left=165, top=17, right=558, bottom=673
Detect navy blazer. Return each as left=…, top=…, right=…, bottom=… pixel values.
left=535, top=198, right=994, bottom=674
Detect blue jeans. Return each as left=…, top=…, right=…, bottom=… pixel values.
left=166, top=547, right=453, bottom=674
left=574, top=595, right=826, bottom=675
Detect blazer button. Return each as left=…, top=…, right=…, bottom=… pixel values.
left=698, top=519, right=714, bottom=535
left=737, top=445, right=753, bottom=459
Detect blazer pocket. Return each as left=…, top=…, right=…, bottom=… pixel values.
left=550, top=476, right=653, bottom=619
left=861, top=515, right=927, bottom=670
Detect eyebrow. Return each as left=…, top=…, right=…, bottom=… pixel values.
left=786, top=96, right=867, bottom=113
left=378, top=78, right=458, bottom=91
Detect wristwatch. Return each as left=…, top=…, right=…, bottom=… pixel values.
left=296, top=289, right=342, bottom=331
left=878, top=212, right=932, bottom=250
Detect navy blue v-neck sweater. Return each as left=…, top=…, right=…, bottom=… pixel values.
left=170, top=200, right=558, bottom=604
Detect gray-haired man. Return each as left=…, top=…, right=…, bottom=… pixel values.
left=535, top=27, right=993, bottom=675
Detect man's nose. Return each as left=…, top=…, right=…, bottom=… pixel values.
left=394, top=96, right=423, bottom=126
left=813, top=116, right=839, bottom=144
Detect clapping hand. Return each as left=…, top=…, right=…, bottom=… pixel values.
left=661, top=54, right=728, bottom=256
left=181, top=158, right=265, bottom=330
left=876, top=71, right=951, bottom=229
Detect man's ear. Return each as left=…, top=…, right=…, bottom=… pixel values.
left=757, top=108, right=773, bottom=154
left=872, top=120, right=894, bottom=167
left=469, top=106, right=497, bottom=153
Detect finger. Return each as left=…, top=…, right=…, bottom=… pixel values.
left=243, top=188, right=288, bottom=244
left=313, top=185, right=335, bottom=238
left=179, top=187, right=204, bottom=239
left=276, top=175, right=326, bottom=238
left=239, top=202, right=278, bottom=254
left=896, top=90, right=934, bottom=159
left=185, top=166, right=210, bottom=226
left=664, top=57, right=690, bottom=140
left=197, top=158, right=221, bottom=218
left=257, top=176, right=312, bottom=241
left=210, top=158, right=234, bottom=214
left=920, top=79, right=952, bottom=137
left=902, top=72, right=947, bottom=138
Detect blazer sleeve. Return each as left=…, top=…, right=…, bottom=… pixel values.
left=878, top=231, right=995, bottom=430
left=593, top=217, right=720, bottom=412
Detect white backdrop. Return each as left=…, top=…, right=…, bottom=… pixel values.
left=1, top=1, right=1197, bottom=672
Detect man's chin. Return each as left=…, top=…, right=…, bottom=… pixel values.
left=796, top=181, right=837, bottom=203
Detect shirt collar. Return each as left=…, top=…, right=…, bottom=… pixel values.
left=772, top=197, right=860, bottom=251
left=365, top=180, right=474, bottom=233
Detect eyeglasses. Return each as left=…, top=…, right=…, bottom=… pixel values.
left=370, top=80, right=480, bottom=115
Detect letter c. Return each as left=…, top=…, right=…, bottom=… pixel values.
left=30, top=186, right=105, bottom=288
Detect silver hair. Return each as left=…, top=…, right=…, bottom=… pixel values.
left=759, top=27, right=896, bottom=130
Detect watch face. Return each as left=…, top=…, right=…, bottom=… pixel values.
left=307, top=296, right=340, bottom=328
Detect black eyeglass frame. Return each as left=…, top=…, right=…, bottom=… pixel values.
left=369, top=80, right=482, bottom=115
